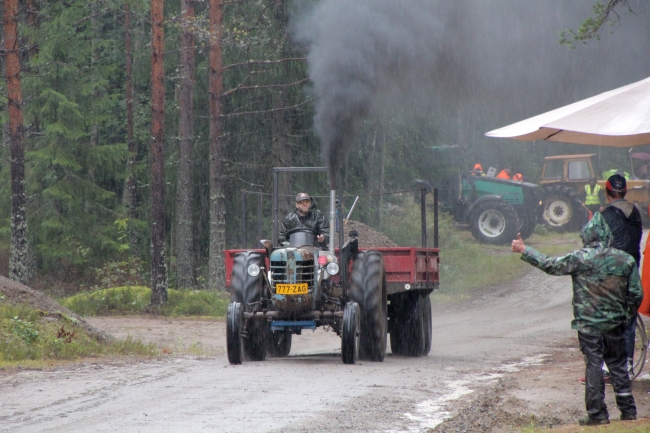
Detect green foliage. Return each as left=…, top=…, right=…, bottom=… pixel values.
left=0, top=302, right=157, bottom=364
left=61, top=286, right=229, bottom=317
left=559, top=0, right=630, bottom=48
left=10, top=316, right=39, bottom=345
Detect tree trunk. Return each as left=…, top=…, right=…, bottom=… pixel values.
left=123, top=1, right=139, bottom=254
left=4, top=0, right=29, bottom=284
left=175, top=0, right=196, bottom=289
left=150, top=0, right=168, bottom=304
left=271, top=93, right=293, bottom=220
left=208, top=0, right=225, bottom=291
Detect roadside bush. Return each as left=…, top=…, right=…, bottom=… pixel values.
left=60, top=286, right=229, bottom=317
left=0, top=299, right=157, bottom=365
left=90, top=257, right=148, bottom=290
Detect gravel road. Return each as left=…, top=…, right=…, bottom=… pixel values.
left=2, top=267, right=649, bottom=432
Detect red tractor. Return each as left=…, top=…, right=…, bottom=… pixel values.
left=225, top=168, right=440, bottom=364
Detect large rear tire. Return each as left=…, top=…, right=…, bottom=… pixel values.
left=350, top=251, right=388, bottom=362
left=470, top=200, right=519, bottom=245
left=342, top=302, right=360, bottom=365
left=542, top=186, right=587, bottom=232
left=230, top=252, right=266, bottom=361
left=226, top=302, right=244, bottom=365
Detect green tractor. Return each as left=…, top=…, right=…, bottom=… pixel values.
left=446, top=174, right=543, bottom=245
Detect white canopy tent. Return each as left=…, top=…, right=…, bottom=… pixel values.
left=486, top=76, right=650, bottom=147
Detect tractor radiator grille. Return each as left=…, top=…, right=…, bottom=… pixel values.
left=270, top=259, right=314, bottom=287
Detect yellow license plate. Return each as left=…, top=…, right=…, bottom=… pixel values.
left=276, top=283, right=308, bottom=295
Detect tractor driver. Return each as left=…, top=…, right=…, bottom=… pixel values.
left=279, top=192, right=330, bottom=248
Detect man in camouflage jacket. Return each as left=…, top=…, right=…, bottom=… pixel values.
left=511, top=212, right=642, bottom=425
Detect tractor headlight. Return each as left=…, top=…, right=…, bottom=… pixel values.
left=247, top=263, right=260, bottom=277
left=326, top=262, right=340, bottom=276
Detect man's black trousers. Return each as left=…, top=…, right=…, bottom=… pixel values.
left=578, top=327, right=636, bottom=420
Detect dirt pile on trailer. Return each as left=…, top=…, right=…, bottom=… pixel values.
left=335, top=220, right=399, bottom=248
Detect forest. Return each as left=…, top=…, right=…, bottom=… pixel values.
left=1, top=0, right=649, bottom=299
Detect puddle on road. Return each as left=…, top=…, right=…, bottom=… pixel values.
left=387, top=354, right=549, bottom=433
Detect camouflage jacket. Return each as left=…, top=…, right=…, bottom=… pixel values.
left=520, top=213, right=643, bottom=335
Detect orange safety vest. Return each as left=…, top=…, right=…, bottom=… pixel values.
left=639, top=235, right=650, bottom=317
left=512, top=173, right=523, bottom=182
left=496, top=170, right=511, bottom=180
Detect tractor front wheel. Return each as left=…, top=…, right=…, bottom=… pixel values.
left=470, top=200, right=519, bottom=245
left=267, top=328, right=292, bottom=357
left=342, top=302, right=360, bottom=364
left=226, top=302, right=244, bottom=365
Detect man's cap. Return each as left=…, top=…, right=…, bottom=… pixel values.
left=606, top=174, right=626, bottom=192
left=473, top=163, right=483, bottom=171
left=295, top=192, right=310, bottom=203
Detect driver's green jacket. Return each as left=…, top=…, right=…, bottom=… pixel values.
left=280, top=199, right=329, bottom=246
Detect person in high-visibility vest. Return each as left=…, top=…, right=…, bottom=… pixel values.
left=582, top=177, right=604, bottom=214
left=496, top=167, right=512, bottom=180
left=471, top=163, right=485, bottom=176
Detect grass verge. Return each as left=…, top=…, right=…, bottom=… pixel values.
left=519, top=419, right=650, bottom=432
left=0, top=299, right=157, bottom=367
left=60, top=286, right=229, bottom=317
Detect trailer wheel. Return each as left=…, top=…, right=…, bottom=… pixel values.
left=267, top=328, right=292, bottom=357
left=350, top=251, right=387, bottom=362
left=423, top=294, right=432, bottom=356
left=391, top=292, right=429, bottom=357
left=231, top=252, right=266, bottom=361
left=226, top=302, right=244, bottom=365
left=342, top=302, right=360, bottom=365
left=470, top=200, right=519, bottom=245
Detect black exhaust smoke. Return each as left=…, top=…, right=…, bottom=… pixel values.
left=294, top=0, right=449, bottom=184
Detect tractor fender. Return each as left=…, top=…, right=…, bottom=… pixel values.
left=462, top=194, right=504, bottom=222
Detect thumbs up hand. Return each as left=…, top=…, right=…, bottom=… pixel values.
left=511, top=233, right=526, bottom=253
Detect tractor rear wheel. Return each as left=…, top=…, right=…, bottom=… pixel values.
left=470, top=200, right=519, bottom=245
left=230, top=252, right=266, bottom=361
left=350, top=251, right=387, bottom=362
left=542, top=186, right=587, bottom=232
